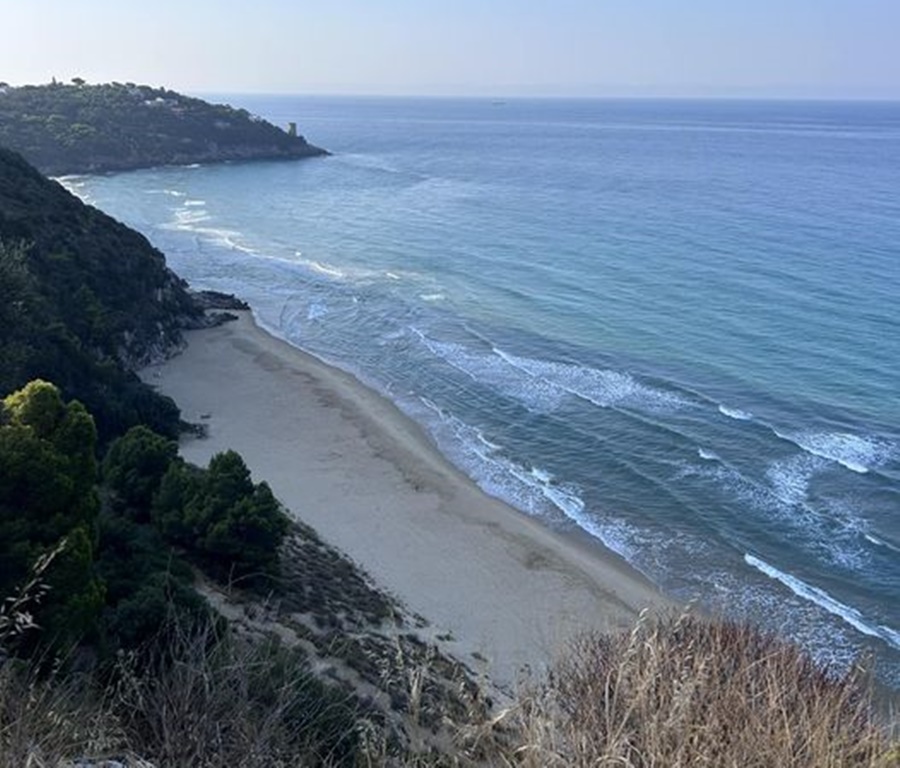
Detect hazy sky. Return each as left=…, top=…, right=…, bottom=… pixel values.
left=2, top=0, right=898, bottom=99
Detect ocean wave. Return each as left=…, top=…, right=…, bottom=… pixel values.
left=718, top=404, right=753, bottom=421
left=183, top=199, right=207, bottom=207
left=164, top=211, right=260, bottom=255
left=764, top=453, right=827, bottom=506
left=174, top=208, right=211, bottom=225
left=745, top=554, right=900, bottom=650
left=292, top=257, right=409, bottom=285
left=774, top=429, right=895, bottom=474
left=420, top=293, right=446, bottom=302
left=495, top=348, right=691, bottom=413
left=698, top=448, right=720, bottom=461
left=337, top=153, right=404, bottom=175
left=414, top=398, right=637, bottom=560
left=416, top=330, right=698, bottom=417
left=56, top=177, right=93, bottom=203
left=679, top=457, right=868, bottom=571
left=865, top=533, right=900, bottom=555
left=416, top=334, right=566, bottom=413
left=307, top=259, right=345, bottom=278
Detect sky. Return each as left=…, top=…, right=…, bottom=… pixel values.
left=1, top=0, right=898, bottom=99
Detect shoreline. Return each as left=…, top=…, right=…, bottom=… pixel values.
left=142, top=311, right=667, bottom=687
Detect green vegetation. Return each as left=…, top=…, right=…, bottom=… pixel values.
left=0, top=147, right=202, bottom=442
left=0, top=81, right=327, bottom=175
left=0, top=381, right=291, bottom=660
left=153, top=449, right=290, bottom=584
left=0, top=380, right=104, bottom=651
left=0, top=123, right=894, bottom=766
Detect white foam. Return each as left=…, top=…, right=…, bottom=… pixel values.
left=764, top=454, right=825, bottom=506
left=775, top=430, right=894, bottom=474
left=418, top=332, right=692, bottom=416
left=183, top=199, right=207, bottom=207
left=698, top=448, right=719, bottom=461
left=718, top=404, right=753, bottom=421
left=56, top=177, right=92, bottom=203
left=495, top=348, right=690, bottom=412
left=292, top=257, right=391, bottom=284
left=411, top=398, right=640, bottom=558
left=865, top=533, right=900, bottom=555
left=307, top=302, right=329, bottom=321
left=745, top=554, right=900, bottom=650
left=679, top=456, right=868, bottom=571
left=417, top=335, right=566, bottom=413
left=173, top=208, right=211, bottom=225
left=308, top=260, right=344, bottom=278
left=420, top=293, right=446, bottom=302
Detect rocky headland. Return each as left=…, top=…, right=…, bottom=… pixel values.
left=0, top=81, right=328, bottom=175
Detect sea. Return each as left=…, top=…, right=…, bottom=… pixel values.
left=65, top=96, right=900, bottom=689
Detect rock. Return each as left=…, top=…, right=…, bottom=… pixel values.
left=191, top=290, right=250, bottom=311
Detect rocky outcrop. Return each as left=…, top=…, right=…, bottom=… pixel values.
left=191, top=289, right=251, bottom=311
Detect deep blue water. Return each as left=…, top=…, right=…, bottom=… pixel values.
left=69, top=97, right=900, bottom=686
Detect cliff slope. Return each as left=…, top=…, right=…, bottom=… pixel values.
left=0, top=147, right=203, bottom=439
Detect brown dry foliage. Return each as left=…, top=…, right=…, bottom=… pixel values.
left=462, top=611, right=898, bottom=768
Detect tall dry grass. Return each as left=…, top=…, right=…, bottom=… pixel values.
left=3, top=589, right=898, bottom=766
left=464, top=611, right=898, bottom=767
left=1, top=618, right=364, bottom=767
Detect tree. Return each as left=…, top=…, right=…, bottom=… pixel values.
left=0, top=380, right=103, bottom=651
left=201, top=481, right=289, bottom=580
left=152, top=450, right=290, bottom=584
left=103, top=425, right=178, bottom=518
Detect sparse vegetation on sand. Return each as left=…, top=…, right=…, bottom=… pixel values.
left=3, top=584, right=897, bottom=766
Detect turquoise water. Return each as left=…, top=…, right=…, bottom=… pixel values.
left=71, top=97, right=900, bottom=686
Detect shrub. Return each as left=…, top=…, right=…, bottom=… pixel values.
left=152, top=450, right=290, bottom=586
left=474, top=612, right=896, bottom=767
left=103, top=424, right=178, bottom=518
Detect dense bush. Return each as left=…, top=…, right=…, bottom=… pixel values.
left=154, top=450, right=290, bottom=585
left=103, top=425, right=179, bottom=517
left=0, top=380, right=290, bottom=660
left=0, top=380, right=104, bottom=650
left=0, top=150, right=201, bottom=444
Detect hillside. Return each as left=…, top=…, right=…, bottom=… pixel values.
left=0, top=147, right=204, bottom=440
left=0, top=81, right=327, bottom=175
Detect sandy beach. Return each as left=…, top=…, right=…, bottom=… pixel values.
left=142, top=312, right=665, bottom=687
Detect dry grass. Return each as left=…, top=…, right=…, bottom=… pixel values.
left=462, top=610, right=898, bottom=767
left=3, top=548, right=898, bottom=766
left=1, top=620, right=363, bottom=767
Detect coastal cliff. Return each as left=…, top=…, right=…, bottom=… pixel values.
left=0, top=81, right=328, bottom=175
left=0, top=146, right=203, bottom=439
